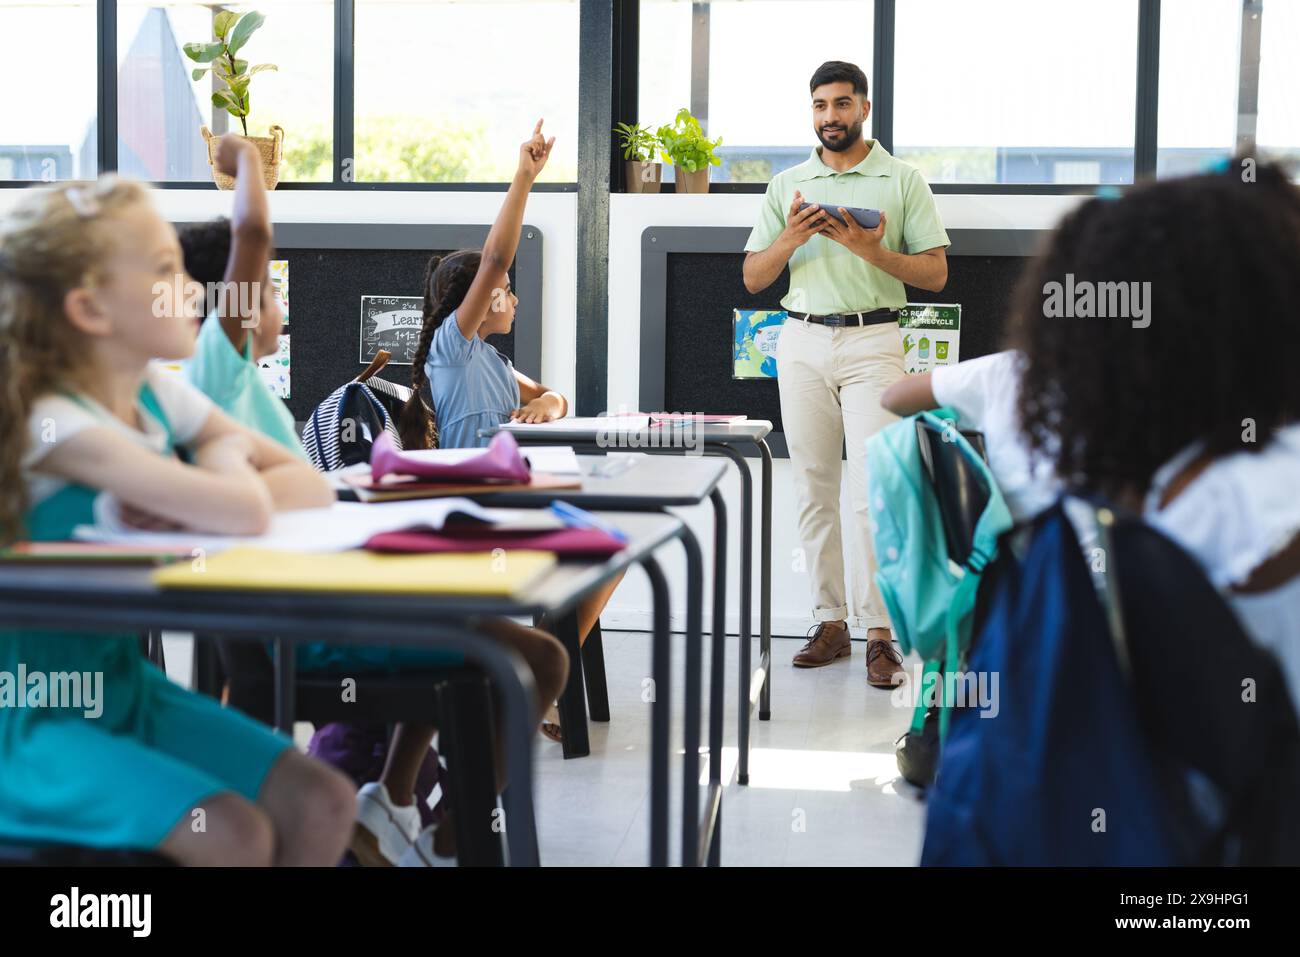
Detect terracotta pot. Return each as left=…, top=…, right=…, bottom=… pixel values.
left=674, top=165, right=710, bottom=194
left=626, top=159, right=662, bottom=193
left=201, top=125, right=284, bottom=190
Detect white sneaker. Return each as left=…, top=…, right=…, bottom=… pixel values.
left=352, top=782, right=422, bottom=867
left=397, top=824, right=458, bottom=867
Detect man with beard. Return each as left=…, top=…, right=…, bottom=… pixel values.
left=743, top=60, right=950, bottom=688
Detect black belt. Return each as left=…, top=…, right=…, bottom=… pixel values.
left=790, top=308, right=899, bottom=327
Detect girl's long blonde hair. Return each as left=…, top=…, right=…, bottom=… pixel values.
left=0, top=176, right=150, bottom=544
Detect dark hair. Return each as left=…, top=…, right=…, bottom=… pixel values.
left=809, top=61, right=868, bottom=99
left=397, top=248, right=482, bottom=450
left=178, top=218, right=232, bottom=287
left=1009, top=159, right=1300, bottom=500
left=177, top=216, right=277, bottom=287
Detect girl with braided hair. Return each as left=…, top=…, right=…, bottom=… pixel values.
left=400, top=121, right=623, bottom=744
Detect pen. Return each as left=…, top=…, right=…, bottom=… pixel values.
left=549, top=500, right=628, bottom=543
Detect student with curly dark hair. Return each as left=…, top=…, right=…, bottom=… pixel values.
left=1008, top=159, right=1300, bottom=706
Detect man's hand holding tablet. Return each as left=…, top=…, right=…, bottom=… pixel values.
left=816, top=205, right=888, bottom=263
left=778, top=190, right=833, bottom=251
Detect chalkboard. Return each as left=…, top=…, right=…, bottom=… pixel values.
left=275, top=247, right=515, bottom=421
left=360, top=295, right=424, bottom=364
left=661, top=252, right=1030, bottom=436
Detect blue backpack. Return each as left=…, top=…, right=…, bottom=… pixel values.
left=867, top=409, right=1013, bottom=739
left=922, top=497, right=1300, bottom=865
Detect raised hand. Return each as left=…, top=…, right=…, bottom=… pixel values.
left=518, top=119, right=556, bottom=180
left=214, top=134, right=259, bottom=178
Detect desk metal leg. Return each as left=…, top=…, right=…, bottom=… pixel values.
left=678, top=523, right=705, bottom=867
left=708, top=442, right=755, bottom=785
left=643, top=555, right=671, bottom=867
left=757, top=438, right=774, bottom=721
left=554, top=611, right=590, bottom=758
left=273, top=638, right=295, bottom=735
left=707, top=487, right=728, bottom=867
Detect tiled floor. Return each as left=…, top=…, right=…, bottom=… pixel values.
left=532, top=630, right=926, bottom=867
left=163, top=630, right=928, bottom=866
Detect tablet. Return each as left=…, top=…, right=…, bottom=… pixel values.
left=798, top=202, right=881, bottom=230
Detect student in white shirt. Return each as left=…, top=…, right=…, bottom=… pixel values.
left=881, top=349, right=1058, bottom=524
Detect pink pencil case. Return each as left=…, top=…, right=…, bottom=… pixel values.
left=369, top=430, right=532, bottom=484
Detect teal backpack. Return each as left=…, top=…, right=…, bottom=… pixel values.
left=866, top=408, right=1013, bottom=740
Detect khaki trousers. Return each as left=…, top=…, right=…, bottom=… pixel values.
left=776, top=317, right=905, bottom=630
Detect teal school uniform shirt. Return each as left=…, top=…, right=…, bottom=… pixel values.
left=425, top=309, right=521, bottom=450
left=184, top=310, right=305, bottom=457
left=1, top=366, right=290, bottom=850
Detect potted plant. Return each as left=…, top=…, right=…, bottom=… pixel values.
left=185, top=11, right=282, bottom=190
left=614, top=122, right=661, bottom=193
left=655, top=108, right=722, bottom=194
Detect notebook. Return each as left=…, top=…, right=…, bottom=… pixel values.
left=77, top=499, right=562, bottom=554
left=0, top=542, right=196, bottom=565
left=343, top=471, right=581, bottom=504
left=366, top=526, right=626, bottom=557
left=152, top=547, right=557, bottom=597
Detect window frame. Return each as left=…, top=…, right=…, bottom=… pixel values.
left=0, top=0, right=1280, bottom=193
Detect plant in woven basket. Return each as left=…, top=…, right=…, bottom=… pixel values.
left=184, top=11, right=277, bottom=137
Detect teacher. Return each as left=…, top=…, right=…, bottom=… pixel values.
left=742, top=60, right=950, bottom=688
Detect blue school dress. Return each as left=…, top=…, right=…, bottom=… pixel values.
left=424, top=309, right=521, bottom=451
left=0, top=380, right=291, bottom=851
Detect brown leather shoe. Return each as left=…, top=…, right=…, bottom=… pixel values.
left=865, top=636, right=904, bottom=688
left=792, top=621, right=851, bottom=668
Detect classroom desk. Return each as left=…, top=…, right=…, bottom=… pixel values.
left=486, top=420, right=774, bottom=788
left=465, top=457, right=725, bottom=743
left=0, top=512, right=710, bottom=867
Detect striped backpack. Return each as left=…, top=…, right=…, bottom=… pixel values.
left=301, top=374, right=414, bottom=471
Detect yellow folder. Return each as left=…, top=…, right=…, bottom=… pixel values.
left=152, top=547, right=557, bottom=597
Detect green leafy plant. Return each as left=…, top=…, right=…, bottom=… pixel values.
left=655, top=108, right=722, bottom=173
left=184, top=11, right=277, bottom=137
left=613, top=122, right=659, bottom=163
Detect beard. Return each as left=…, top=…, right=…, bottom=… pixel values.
left=816, top=118, right=864, bottom=153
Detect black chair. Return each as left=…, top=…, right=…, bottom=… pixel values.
left=216, top=639, right=505, bottom=866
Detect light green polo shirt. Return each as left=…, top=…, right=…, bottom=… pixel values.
left=184, top=311, right=306, bottom=458
left=744, top=141, right=950, bottom=314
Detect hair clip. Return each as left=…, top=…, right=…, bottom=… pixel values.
left=1094, top=185, right=1123, bottom=201
left=63, top=185, right=101, bottom=219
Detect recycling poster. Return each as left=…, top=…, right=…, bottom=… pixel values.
left=732, top=304, right=961, bottom=379
left=898, top=303, right=961, bottom=374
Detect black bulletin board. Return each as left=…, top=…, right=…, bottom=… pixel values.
left=277, top=247, right=515, bottom=421
left=660, top=250, right=1030, bottom=440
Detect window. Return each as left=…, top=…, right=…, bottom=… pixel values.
left=638, top=0, right=873, bottom=184
left=352, top=0, right=579, bottom=183
left=1257, top=0, right=1300, bottom=169
left=1, top=0, right=98, bottom=181
left=1156, top=0, right=1240, bottom=178
left=893, top=0, right=1139, bottom=185
left=117, top=1, right=333, bottom=183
